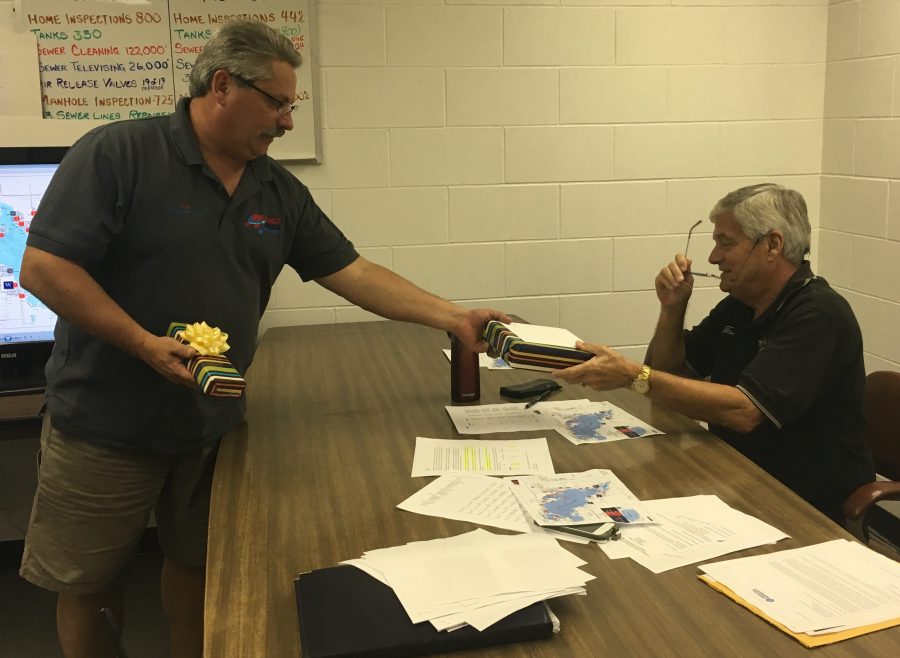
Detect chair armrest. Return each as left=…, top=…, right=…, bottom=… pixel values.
left=843, top=481, right=900, bottom=521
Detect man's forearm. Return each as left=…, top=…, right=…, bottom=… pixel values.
left=645, top=306, right=689, bottom=374
left=317, top=258, right=465, bottom=333
left=647, top=369, right=763, bottom=433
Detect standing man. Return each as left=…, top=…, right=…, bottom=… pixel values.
left=555, top=183, right=874, bottom=523
left=19, top=19, right=507, bottom=658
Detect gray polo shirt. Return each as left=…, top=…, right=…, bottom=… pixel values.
left=28, top=99, right=358, bottom=454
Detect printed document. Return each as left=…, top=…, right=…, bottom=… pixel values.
left=445, top=403, right=556, bottom=434
left=699, top=539, right=900, bottom=635
left=507, top=469, right=654, bottom=526
left=445, top=399, right=661, bottom=444
left=398, top=473, right=537, bottom=533
left=398, top=473, right=591, bottom=544
left=411, top=437, right=555, bottom=477
left=536, top=399, right=663, bottom=444
left=599, top=495, right=789, bottom=572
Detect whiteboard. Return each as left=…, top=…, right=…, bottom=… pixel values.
left=0, top=0, right=320, bottom=161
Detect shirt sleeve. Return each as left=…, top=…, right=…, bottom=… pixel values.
left=26, top=129, right=128, bottom=265
left=736, top=303, right=840, bottom=429
left=286, top=184, right=358, bottom=281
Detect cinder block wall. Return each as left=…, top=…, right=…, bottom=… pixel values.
left=263, top=1, right=831, bottom=367
left=820, top=0, right=900, bottom=372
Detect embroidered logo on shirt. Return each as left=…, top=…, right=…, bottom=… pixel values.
left=757, top=337, right=767, bottom=349
left=245, top=213, right=283, bottom=234
left=721, top=325, right=736, bottom=336
left=166, top=202, right=205, bottom=216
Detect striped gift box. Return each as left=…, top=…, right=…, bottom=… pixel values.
left=483, top=321, right=592, bottom=372
left=167, top=322, right=246, bottom=398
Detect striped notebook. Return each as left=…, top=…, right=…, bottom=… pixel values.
left=167, top=322, right=247, bottom=398
left=483, top=321, right=592, bottom=372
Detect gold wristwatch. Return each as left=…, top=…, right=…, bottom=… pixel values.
left=632, top=365, right=651, bottom=395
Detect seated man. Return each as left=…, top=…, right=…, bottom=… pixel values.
left=555, top=183, right=875, bottom=522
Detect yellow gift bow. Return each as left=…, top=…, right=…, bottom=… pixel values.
left=181, top=321, right=230, bottom=356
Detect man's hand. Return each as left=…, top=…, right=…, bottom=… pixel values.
left=553, top=341, right=641, bottom=390
left=655, top=253, right=695, bottom=309
left=449, top=308, right=512, bottom=353
left=138, top=335, right=199, bottom=388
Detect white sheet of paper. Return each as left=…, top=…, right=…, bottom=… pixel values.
left=699, top=539, right=900, bottom=634
left=508, top=322, right=581, bottom=347
left=396, top=472, right=591, bottom=544
left=442, top=349, right=511, bottom=369
left=445, top=400, right=663, bottom=445
left=411, top=437, right=555, bottom=477
left=398, top=473, right=534, bottom=532
left=599, top=495, right=789, bottom=572
left=432, top=587, right=583, bottom=632
left=445, top=403, right=556, bottom=435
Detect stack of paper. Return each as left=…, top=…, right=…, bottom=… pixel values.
left=699, top=539, right=900, bottom=645
left=342, top=529, right=593, bottom=632
left=599, top=495, right=789, bottom=572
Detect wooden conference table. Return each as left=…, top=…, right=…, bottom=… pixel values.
left=204, top=321, right=899, bottom=657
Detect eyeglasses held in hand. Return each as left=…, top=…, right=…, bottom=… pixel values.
left=685, top=220, right=720, bottom=279
left=232, top=73, right=299, bottom=116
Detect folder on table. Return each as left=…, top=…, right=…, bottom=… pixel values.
left=699, top=575, right=900, bottom=648
left=294, top=565, right=554, bottom=658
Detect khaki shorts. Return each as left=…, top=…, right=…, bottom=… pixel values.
left=19, top=415, right=219, bottom=594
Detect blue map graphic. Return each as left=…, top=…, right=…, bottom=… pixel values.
left=565, top=410, right=615, bottom=441
left=541, top=483, right=610, bottom=523
left=0, top=200, right=56, bottom=337
left=0, top=202, right=45, bottom=311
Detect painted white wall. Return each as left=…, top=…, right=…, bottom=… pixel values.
left=261, top=0, right=828, bottom=353
left=821, top=0, right=900, bottom=374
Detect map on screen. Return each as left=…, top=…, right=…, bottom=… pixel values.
left=0, top=164, right=58, bottom=343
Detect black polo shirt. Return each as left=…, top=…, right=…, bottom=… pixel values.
left=684, top=262, right=875, bottom=520
left=28, top=99, right=358, bottom=454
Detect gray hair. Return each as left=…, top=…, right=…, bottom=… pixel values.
left=709, top=183, right=811, bottom=265
left=188, top=19, right=301, bottom=97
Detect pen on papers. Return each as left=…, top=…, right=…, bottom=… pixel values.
left=524, top=388, right=554, bottom=409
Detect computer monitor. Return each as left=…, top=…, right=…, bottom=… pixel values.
left=0, top=146, right=66, bottom=394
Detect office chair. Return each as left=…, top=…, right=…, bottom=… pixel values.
left=842, top=370, right=900, bottom=549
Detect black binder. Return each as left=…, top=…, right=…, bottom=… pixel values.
left=294, top=565, right=555, bottom=658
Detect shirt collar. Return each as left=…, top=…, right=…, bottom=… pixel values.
left=752, top=261, right=817, bottom=325
left=169, top=97, right=203, bottom=166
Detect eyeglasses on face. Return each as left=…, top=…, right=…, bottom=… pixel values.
left=231, top=73, right=298, bottom=116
